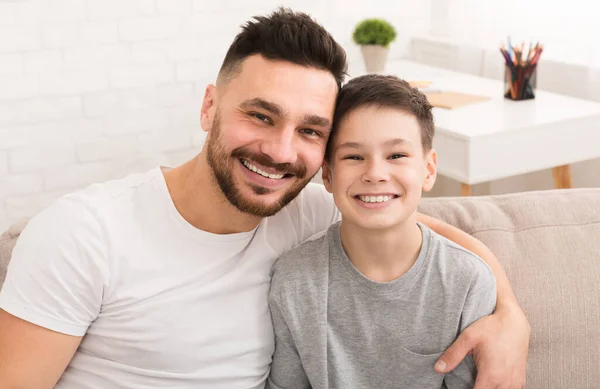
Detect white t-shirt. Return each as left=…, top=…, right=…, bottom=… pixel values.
left=0, top=167, right=340, bottom=389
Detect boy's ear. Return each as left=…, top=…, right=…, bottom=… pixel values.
left=422, top=149, right=437, bottom=192
left=321, top=161, right=333, bottom=193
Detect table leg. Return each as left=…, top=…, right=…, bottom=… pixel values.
left=460, top=183, right=472, bottom=196
left=552, top=165, right=573, bottom=189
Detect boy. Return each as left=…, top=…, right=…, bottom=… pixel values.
left=266, top=74, right=497, bottom=389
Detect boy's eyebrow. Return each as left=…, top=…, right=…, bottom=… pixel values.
left=240, top=98, right=283, bottom=116
left=335, top=138, right=411, bottom=152
left=335, top=141, right=362, bottom=151
left=385, top=138, right=412, bottom=147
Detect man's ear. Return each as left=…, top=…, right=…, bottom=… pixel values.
left=322, top=161, right=333, bottom=193
left=200, top=85, right=217, bottom=133
left=422, top=149, right=437, bottom=192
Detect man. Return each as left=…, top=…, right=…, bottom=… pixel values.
left=0, top=8, right=529, bottom=389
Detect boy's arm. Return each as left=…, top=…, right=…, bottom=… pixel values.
left=416, top=213, right=529, bottom=389
left=266, top=288, right=311, bottom=389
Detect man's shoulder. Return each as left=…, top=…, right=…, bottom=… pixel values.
left=19, top=168, right=163, bottom=246
left=65, top=167, right=162, bottom=208
left=262, top=183, right=339, bottom=256
left=286, top=182, right=336, bottom=214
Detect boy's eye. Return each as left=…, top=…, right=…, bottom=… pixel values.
left=389, top=153, right=407, bottom=160
left=342, top=155, right=362, bottom=161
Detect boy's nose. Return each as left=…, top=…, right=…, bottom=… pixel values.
left=361, top=159, right=389, bottom=183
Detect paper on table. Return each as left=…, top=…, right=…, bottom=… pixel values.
left=424, top=91, right=490, bottom=109
left=409, top=80, right=442, bottom=94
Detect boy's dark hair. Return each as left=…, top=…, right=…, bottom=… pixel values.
left=326, top=74, right=435, bottom=159
left=218, top=8, right=348, bottom=89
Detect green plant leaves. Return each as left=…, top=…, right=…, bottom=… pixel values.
left=352, top=18, right=397, bottom=47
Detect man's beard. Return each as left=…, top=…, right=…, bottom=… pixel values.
left=206, top=113, right=314, bottom=217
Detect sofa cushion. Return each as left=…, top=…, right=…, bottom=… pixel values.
left=419, top=188, right=600, bottom=389
left=1, top=189, right=598, bottom=388
left=0, top=219, right=28, bottom=288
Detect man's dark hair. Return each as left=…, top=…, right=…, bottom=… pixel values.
left=326, top=74, right=435, bottom=159
left=218, top=8, right=348, bottom=89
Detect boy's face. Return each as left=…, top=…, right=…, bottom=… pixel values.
left=323, top=105, right=437, bottom=231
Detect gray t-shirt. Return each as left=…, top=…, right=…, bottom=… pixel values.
left=267, top=222, right=496, bottom=389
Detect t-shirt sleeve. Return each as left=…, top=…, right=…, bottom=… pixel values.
left=0, top=197, right=110, bottom=336
left=266, top=270, right=311, bottom=389
left=444, top=260, right=497, bottom=389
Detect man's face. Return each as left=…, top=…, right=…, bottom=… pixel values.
left=201, top=55, right=338, bottom=217
left=323, top=105, right=437, bottom=231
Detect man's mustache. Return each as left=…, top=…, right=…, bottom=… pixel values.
left=231, top=148, right=307, bottom=178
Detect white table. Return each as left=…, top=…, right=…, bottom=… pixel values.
left=349, top=60, right=600, bottom=195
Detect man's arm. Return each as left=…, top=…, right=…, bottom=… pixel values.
left=0, top=198, right=109, bottom=388
left=0, top=310, right=81, bottom=389
left=417, top=212, right=530, bottom=389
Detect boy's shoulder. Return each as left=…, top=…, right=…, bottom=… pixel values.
left=270, top=224, right=335, bottom=286
left=422, top=224, right=495, bottom=286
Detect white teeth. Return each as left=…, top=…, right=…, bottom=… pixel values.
left=359, top=195, right=394, bottom=203
left=242, top=160, right=284, bottom=179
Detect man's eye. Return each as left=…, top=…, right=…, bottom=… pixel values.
left=251, top=113, right=271, bottom=123
left=300, top=128, right=320, bottom=137
left=389, top=153, right=407, bottom=160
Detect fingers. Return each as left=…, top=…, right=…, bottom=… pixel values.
left=435, top=330, right=477, bottom=373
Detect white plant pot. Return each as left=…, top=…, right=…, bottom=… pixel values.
left=360, top=45, right=389, bottom=73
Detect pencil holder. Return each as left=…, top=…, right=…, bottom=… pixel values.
left=504, top=64, right=537, bottom=101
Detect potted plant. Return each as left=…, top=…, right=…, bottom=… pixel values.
left=352, top=18, right=397, bottom=73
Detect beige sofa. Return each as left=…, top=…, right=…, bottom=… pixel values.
left=1, top=188, right=599, bottom=388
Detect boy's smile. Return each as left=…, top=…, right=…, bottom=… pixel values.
left=353, top=193, right=400, bottom=209
left=323, top=104, right=437, bottom=231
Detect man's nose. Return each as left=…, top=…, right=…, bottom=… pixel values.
left=259, top=126, right=298, bottom=165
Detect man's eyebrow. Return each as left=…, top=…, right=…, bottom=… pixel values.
left=302, top=114, right=331, bottom=129
left=240, top=98, right=284, bottom=116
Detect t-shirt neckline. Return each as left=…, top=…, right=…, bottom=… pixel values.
left=155, top=166, right=260, bottom=243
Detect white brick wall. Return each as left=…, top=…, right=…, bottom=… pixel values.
left=0, top=75, right=39, bottom=99
left=0, top=54, right=24, bottom=76
left=79, top=21, right=120, bottom=44
left=42, top=24, right=78, bottom=48
left=0, top=27, right=41, bottom=52
left=9, top=142, right=76, bottom=173
left=24, top=50, right=64, bottom=73
left=0, top=151, right=7, bottom=176
left=0, top=0, right=426, bottom=228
